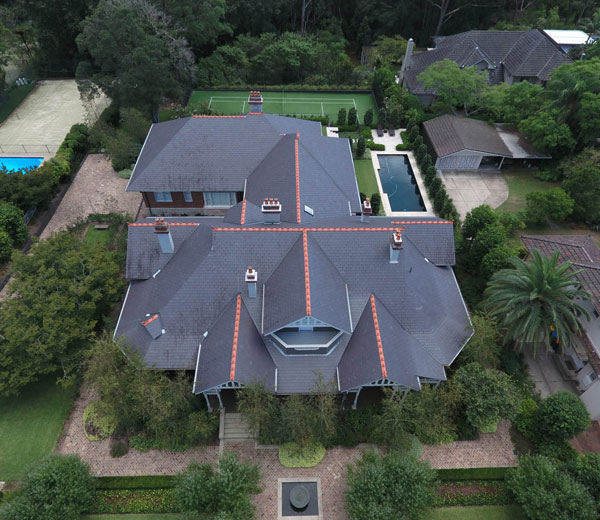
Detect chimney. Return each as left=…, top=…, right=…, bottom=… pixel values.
left=248, top=90, right=263, bottom=113
left=401, top=38, right=414, bottom=73
left=245, top=267, right=258, bottom=298
left=154, top=218, right=174, bottom=254
left=261, top=198, right=281, bottom=224
left=361, top=197, right=372, bottom=222
left=389, top=231, right=403, bottom=263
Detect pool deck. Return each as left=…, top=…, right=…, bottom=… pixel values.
left=369, top=129, right=434, bottom=217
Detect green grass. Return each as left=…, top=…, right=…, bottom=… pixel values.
left=497, top=168, right=558, bottom=213
left=83, top=515, right=183, bottom=519
left=189, top=90, right=377, bottom=123
left=158, top=109, right=175, bottom=122
left=0, top=374, right=77, bottom=480
left=354, top=159, right=379, bottom=199
left=84, top=224, right=117, bottom=247
left=0, top=83, right=36, bottom=123
left=426, top=505, right=526, bottom=520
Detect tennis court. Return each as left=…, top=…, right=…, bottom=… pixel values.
left=189, top=90, right=378, bottom=123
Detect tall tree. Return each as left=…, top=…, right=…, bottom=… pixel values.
left=484, top=250, right=591, bottom=354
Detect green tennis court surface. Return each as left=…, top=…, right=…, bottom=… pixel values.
left=189, top=91, right=378, bottom=123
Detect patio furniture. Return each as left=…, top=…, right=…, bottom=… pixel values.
left=377, top=124, right=383, bottom=137
left=389, top=125, right=395, bottom=136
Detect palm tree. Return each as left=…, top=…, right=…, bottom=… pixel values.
left=483, top=249, right=591, bottom=355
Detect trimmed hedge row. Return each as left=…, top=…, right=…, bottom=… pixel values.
left=437, top=467, right=510, bottom=481
left=95, top=475, right=176, bottom=490
left=90, top=488, right=177, bottom=514
left=434, top=479, right=513, bottom=507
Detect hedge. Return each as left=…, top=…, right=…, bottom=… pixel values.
left=396, top=143, right=411, bottom=151
left=90, top=488, right=178, bottom=514
left=437, top=467, right=511, bottom=481
left=94, top=475, right=176, bottom=490
left=434, top=480, right=513, bottom=507
left=366, top=141, right=385, bottom=151
left=0, top=82, right=36, bottom=124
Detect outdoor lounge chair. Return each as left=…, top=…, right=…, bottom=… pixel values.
left=377, top=124, right=383, bottom=137
left=389, top=125, right=395, bottom=136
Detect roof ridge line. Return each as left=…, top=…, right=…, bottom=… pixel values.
left=295, top=133, right=301, bottom=223
left=230, top=294, right=242, bottom=380
left=370, top=295, right=388, bottom=379
left=212, top=226, right=405, bottom=232
left=302, top=230, right=311, bottom=316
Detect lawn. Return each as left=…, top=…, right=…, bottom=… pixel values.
left=0, top=82, right=36, bottom=124
left=0, top=374, right=77, bottom=481
left=84, top=223, right=117, bottom=247
left=497, top=168, right=558, bottom=213
left=354, top=159, right=380, bottom=200
left=188, top=90, right=378, bottom=123
left=426, top=505, right=526, bottom=520
left=81, top=513, right=183, bottom=520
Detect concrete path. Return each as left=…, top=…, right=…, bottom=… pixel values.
left=440, top=170, right=509, bottom=219
left=40, top=154, right=142, bottom=239
left=0, top=79, right=109, bottom=157
left=524, top=349, right=577, bottom=398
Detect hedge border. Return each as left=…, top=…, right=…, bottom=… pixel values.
left=94, top=475, right=176, bottom=490
left=437, top=467, right=511, bottom=481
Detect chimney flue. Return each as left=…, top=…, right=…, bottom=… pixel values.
left=261, top=197, right=281, bottom=224
left=401, top=38, right=414, bottom=74
left=361, top=197, right=372, bottom=222
left=245, top=267, right=258, bottom=298
left=389, top=231, right=403, bottom=263
left=248, top=90, right=263, bottom=113
left=154, top=218, right=174, bottom=254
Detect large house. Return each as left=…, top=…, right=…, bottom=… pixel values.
left=116, top=93, right=472, bottom=408
left=522, top=235, right=600, bottom=420
left=401, top=29, right=571, bottom=104
left=422, top=114, right=550, bottom=171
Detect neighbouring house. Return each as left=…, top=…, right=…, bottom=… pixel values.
left=543, top=30, right=592, bottom=53
left=115, top=94, right=472, bottom=409
left=422, top=114, right=551, bottom=171
left=522, top=235, right=600, bottom=420
left=400, top=29, right=571, bottom=105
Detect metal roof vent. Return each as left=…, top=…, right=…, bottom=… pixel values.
left=390, top=231, right=403, bottom=263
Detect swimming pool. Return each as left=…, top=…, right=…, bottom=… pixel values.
left=0, top=157, right=44, bottom=173
left=377, top=155, right=425, bottom=212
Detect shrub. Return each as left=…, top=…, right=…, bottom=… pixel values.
left=360, top=126, right=373, bottom=139
left=407, top=125, right=420, bottom=144
left=237, top=381, right=279, bottom=443
left=365, top=141, right=385, bottom=151
left=416, top=144, right=428, bottom=163
left=0, top=167, right=59, bottom=212
left=356, top=137, right=366, bottom=158
left=278, top=442, right=326, bottom=468
left=441, top=197, right=459, bottom=224
left=337, top=107, right=347, bottom=126
left=480, top=244, right=518, bottom=280
left=507, top=455, right=597, bottom=520
left=0, top=230, right=13, bottom=264
left=534, top=391, right=590, bottom=443
left=524, top=188, right=574, bottom=225
left=91, top=488, right=177, bottom=514
left=95, top=475, right=176, bottom=490
left=83, top=401, right=117, bottom=441
left=565, top=454, right=600, bottom=502
left=363, top=108, right=374, bottom=127
left=428, top=177, right=442, bottom=199
left=175, top=453, right=260, bottom=520
left=396, top=142, right=411, bottom=151
left=433, top=188, right=446, bottom=214
left=110, top=439, right=129, bottom=458
left=535, top=439, right=579, bottom=464
left=370, top=193, right=382, bottom=215
left=0, top=202, right=28, bottom=245
left=413, top=134, right=424, bottom=149
left=420, top=154, right=433, bottom=171
left=513, top=398, right=538, bottom=439
left=337, top=124, right=359, bottom=132
left=118, top=169, right=132, bottom=179
left=348, top=107, right=358, bottom=126
left=0, top=455, right=94, bottom=520
left=423, top=166, right=436, bottom=187
left=346, top=451, right=438, bottom=520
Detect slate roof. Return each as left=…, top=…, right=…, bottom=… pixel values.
left=116, top=216, right=471, bottom=393
left=404, top=29, right=571, bottom=95
left=522, top=235, right=600, bottom=315
left=423, top=115, right=512, bottom=158
left=126, top=114, right=361, bottom=220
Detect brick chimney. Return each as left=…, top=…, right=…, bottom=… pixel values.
left=361, top=197, right=373, bottom=222
left=261, top=198, right=281, bottom=224
left=245, top=267, right=258, bottom=298
left=154, top=218, right=174, bottom=254
left=389, top=231, right=403, bottom=263
left=248, top=90, right=263, bottom=113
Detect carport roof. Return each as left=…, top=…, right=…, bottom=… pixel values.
left=423, top=114, right=511, bottom=159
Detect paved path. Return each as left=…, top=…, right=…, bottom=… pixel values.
left=523, top=349, right=576, bottom=398
left=0, top=79, right=109, bottom=157
left=40, top=154, right=142, bottom=239
left=441, top=170, right=509, bottom=219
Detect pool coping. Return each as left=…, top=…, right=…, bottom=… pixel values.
left=370, top=147, right=434, bottom=217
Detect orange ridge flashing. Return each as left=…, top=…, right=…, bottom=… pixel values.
left=391, top=220, right=453, bottom=224
left=240, top=199, right=247, bottom=225
left=129, top=222, right=199, bottom=227
left=142, top=314, right=159, bottom=326
left=213, top=227, right=404, bottom=232
left=302, top=231, right=311, bottom=316
left=370, top=295, right=388, bottom=379
left=230, top=294, right=242, bottom=380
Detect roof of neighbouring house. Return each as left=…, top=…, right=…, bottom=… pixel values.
left=521, top=235, right=600, bottom=314
left=543, top=30, right=591, bottom=47
left=126, top=114, right=361, bottom=221
left=404, top=29, right=571, bottom=95
left=116, top=216, right=471, bottom=394
left=423, top=114, right=512, bottom=158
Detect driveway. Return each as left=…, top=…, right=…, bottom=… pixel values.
left=523, top=349, right=577, bottom=398
left=0, top=79, right=109, bottom=157
left=440, top=170, right=509, bottom=219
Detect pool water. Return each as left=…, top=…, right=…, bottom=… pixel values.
left=0, top=157, right=44, bottom=173
left=377, top=155, right=425, bottom=212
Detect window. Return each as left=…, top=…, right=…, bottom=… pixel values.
left=154, top=191, right=172, bottom=202
left=204, top=191, right=237, bottom=207
left=183, top=191, right=193, bottom=203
